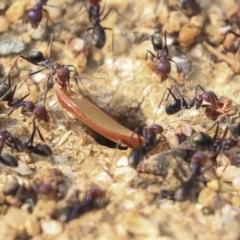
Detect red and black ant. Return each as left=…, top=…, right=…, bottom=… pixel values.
left=81, top=0, right=122, bottom=49
left=127, top=124, right=164, bottom=168
left=11, top=35, right=82, bottom=104
left=0, top=75, right=49, bottom=124
left=56, top=185, right=106, bottom=223
left=174, top=151, right=210, bottom=202
left=24, top=0, right=60, bottom=29
left=146, top=31, right=177, bottom=81
left=154, top=85, right=232, bottom=121
left=0, top=121, right=52, bottom=160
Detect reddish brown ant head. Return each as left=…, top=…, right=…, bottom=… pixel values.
left=149, top=124, right=164, bottom=134
left=201, top=90, right=218, bottom=105
left=57, top=66, right=70, bottom=84
left=33, top=105, right=49, bottom=122
left=192, top=151, right=207, bottom=166
left=89, top=0, right=102, bottom=3
left=28, top=4, right=43, bottom=29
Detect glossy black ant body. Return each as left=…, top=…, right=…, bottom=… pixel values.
left=154, top=84, right=232, bottom=121
left=0, top=121, right=52, bottom=159
left=128, top=124, right=164, bottom=168
left=0, top=75, right=49, bottom=123
left=25, top=0, right=60, bottom=29
left=81, top=0, right=121, bottom=49
left=146, top=31, right=177, bottom=81
left=174, top=151, right=209, bottom=202
left=11, top=35, right=81, bottom=103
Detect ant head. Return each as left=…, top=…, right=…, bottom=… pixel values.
left=192, top=151, right=207, bottom=166
left=56, top=66, right=70, bottom=84
left=202, top=90, right=218, bottom=105
left=149, top=124, right=164, bottom=134
left=28, top=7, right=43, bottom=29
left=33, top=105, right=49, bottom=122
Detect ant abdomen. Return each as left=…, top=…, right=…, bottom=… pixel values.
left=92, top=25, right=106, bottom=49
left=165, top=99, right=182, bottom=115
left=27, top=50, right=45, bottom=64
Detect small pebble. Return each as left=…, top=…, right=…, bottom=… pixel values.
left=190, top=43, right=204, bottom=58
left=25, top=215, right=41, bottom=236
left=0, top=16, right=9, bottom=32
left=4, top=207, right=29, bottom=232
left=0, top=33, right=25, bottom=55
left=216, top=165, right=240, bottom=182
left=114, top=167, right=137, bottom=183
left=12, top=162, right=33, bottom=176
left=5, top=1, right=25, bottom=23
left=117, top=156, right=129, bottom=167
left=178, top=24, right=201, bottom=48
left=41, top=219, right=63, bottom=235
left=232, top=174, right=240, bottom=190
left=33, top=199, right=57, bottom=218
left=198, top=187, right=218, bottom=206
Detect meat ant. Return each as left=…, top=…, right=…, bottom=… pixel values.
left=154, top=85, right=232, bottom=121
left=174, top=151, right=210, bottom=202
left=0, top=75, right=49, bottom=125
left=11, top=34, right=82, bottom=104
left=146, top=31, right=177, bottom=81
left=56, top=185, right=107, bottom=223
left=0, top=120, right=52, bottom=159
left=24, top=0, right=60, bottom=29
left=127, top=124, right=164, bottom=168
left=80, top=0, right=122, bottom=49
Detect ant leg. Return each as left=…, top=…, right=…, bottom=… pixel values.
left=103, top=27, right=115, bottom=71
left=195, top=84, right=205, bottom=94
left=44, top=73, right=54, bottom=106
left=82, top=27, right=92, bottom=51
left=163, top=31, right=169, bottom=56
left=100, top=7, right=123, bottom=22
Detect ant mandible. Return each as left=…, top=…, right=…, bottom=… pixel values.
left=146, top=31, right=177, bottom=81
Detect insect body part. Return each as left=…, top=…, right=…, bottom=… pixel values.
left=0, top=154, right=18, bottom=167
left=56, top=88, right=144, bottom=148
left=25, top=0, right=60, bottom=29
left=128, top=124, right=164, bottom=168
left=146, top=31, right=176, bottom=81
left=174, top=152, right=208, bottom=202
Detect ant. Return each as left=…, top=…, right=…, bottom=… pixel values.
left=128, top=124, right=164, bottom=168
left=154, top=85, right=232, bottom=121
left=56, top=185, right=106, bottom=223
left=203, top=27, right=240, bottom=73
left=174, top=151, right=210, bottom=202
left=81, top=0, right=122, bottom=49
left=0, top=120, right=52, bottom=159
left=24, top=0, right=60, bottom=29
left=0, top=75, right=49, bottom=124
left=11, top=34, right=82, bottom=104
left=146, top=31, right=177, bottom=81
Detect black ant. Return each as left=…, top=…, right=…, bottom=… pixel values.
left=56, top=185, right=106, bottom=223
left=11, top=34, right=82, bottom=104
left=128, top=124, right=164, bottom=168
left=146, top=31, right=177, bottom=81
left=174, top=151, right=210, bottom=202
left=24, top=0, right=60, bottom=29
left=0, top=75, right=49, bottom=124
left=81, top=0, right=122, bottom=49
left=154, top=85, right=232, bottom=121
left=0, top=120, right=52, bottom=159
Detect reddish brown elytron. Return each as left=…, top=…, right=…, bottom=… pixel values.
left=56, top=88, right=143, bottom=148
